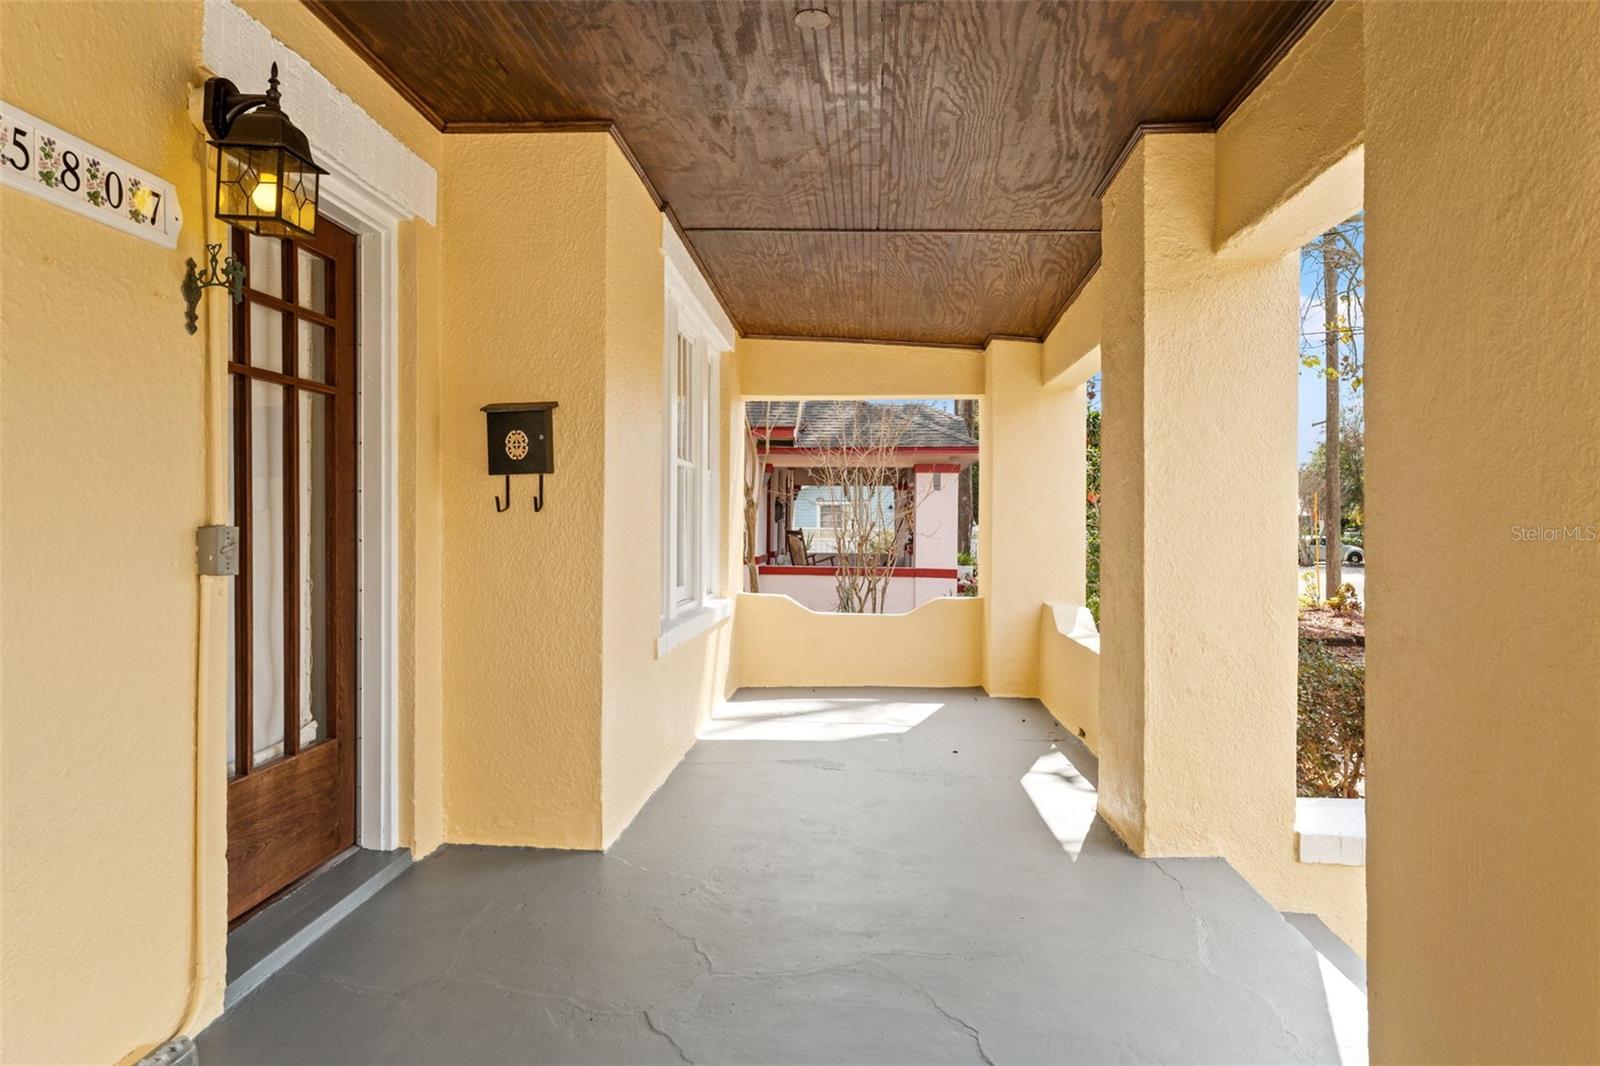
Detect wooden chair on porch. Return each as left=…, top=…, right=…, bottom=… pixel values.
left=786, top=529, right=836, bottom=566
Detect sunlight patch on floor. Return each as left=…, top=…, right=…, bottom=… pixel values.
left=699, top=696, right=945, bottom=741
left=1318, top=950, right=1369, bottom=1065
left=1020, top=746, right=1098, bottom=860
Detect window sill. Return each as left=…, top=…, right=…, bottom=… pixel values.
left=1295, top=797, right=1366, bottom=866
left=656, top=597, right=732, bottom=659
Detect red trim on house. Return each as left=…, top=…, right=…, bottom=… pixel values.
left=758, top=565, right=959, bottom=579
left=767, top=446, right=978, bottom=459
left=752, top=426, right=796, bottom=439
left=914, top=463, right=962, bottom=474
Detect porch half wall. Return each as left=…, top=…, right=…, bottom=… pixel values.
left=733, top=594, right=983, bottom=689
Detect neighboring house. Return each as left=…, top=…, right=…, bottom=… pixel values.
left=746, top=400, right=978, bottom=612
left=793, top=484, right=895, bottom=554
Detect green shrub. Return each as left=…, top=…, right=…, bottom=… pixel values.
left=957, top=550, right=975, bottom=567
left=1297, top=639, right=1365, bottom=798
left=1326, top=581, right=1362, bottom=615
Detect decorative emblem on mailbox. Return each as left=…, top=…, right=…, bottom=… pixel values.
left=482, top=402, right=557, bottom=512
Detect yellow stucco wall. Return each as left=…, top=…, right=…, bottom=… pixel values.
left=733, top=594, right=983, bottom=689
left=1, top=7, right=210, bottom=1060
left=1364, top=4, right=1600, bottom=1060
left=439, top=134, right=609, bottom=849
left=440, top=133, right=737, bottom=851
left=1040, top=273, right=1102, bottom=388
left=738, top=337, right=984, bottom=399
left=10, top=1, right=1597, bottom=1058
left=1099, top=133, right=1368, bottom=949
left=598, top=140, right=735, bottom=846
left=0, top=2, right=444, bottom=1059
left=980, top=339, right=1084, bottom=697
left=1214, top=0, right=1363, bottom=258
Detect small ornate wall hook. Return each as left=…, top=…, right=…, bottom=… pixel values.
left=182, top=243, right=246, bottom=334
left=494, top=474, right=512, bottom=513
left=531, top=473, right=545, bottom=513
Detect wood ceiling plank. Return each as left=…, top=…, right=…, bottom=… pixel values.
left=692, top=230, right=1099, bottom=347
left=309, top=0, right=1324, bottom=344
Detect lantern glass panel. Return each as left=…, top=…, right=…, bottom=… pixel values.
left=217, top=145, right=278, bottom=227
left=278, top=153, right=319, bottom=236
left=215, top=143, right=320, bottom=238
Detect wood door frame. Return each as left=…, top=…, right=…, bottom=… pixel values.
left=318, top=172, right=403, bottom=852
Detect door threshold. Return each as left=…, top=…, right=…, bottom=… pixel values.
left=224, top=846, right=411, bottom=1009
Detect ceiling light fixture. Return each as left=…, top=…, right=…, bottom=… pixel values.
left=794, top=7, right=832, bottom=30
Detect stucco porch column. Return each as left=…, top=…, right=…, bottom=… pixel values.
left=1097, top=133, right=1300, bottom=862
left=1363, top=6, right=1600, bottom=1061
left=979, top=339, right=1085, bottom=696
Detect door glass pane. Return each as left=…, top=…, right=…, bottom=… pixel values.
left=248, top=234, right=283, bottom=298
left=250, top=379, right=286, bottom=769
left=250, top=303, right=285, bottom=373
left=297, top=250, right=327, bottom=313
left=298, top=319, right=329, bottom=383
left=298, top=390, right=329, bottom=749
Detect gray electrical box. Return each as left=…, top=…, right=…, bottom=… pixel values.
left=197, top=525, right=239, bottom=576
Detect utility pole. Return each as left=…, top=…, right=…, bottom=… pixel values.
left=1321, top=231, right=1342, bottom=598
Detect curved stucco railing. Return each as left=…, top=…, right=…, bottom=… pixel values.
left=731, top=592, right=983, bottom=689
left=1038, top=602, right=1100, bottom=749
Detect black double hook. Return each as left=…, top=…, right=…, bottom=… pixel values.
left=494, top=473, right=546, bottom=513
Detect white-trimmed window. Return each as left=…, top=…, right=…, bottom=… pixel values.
left=659, top=268, right=726, bottom=655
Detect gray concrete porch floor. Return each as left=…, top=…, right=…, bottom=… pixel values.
left=198, top=688, right=1364, bottom=1065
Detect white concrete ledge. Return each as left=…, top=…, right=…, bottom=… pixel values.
left=1295, top=797, right=1366, bottom=866
left=1046, top=601, right=1101, bottom=652
left=656, top=597, right=732, bottom=659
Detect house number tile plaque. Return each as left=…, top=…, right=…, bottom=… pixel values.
left=1, top=101, right=182, bottom=248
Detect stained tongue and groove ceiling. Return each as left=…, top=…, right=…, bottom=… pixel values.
left=307, top=1, right=1326, bottom=347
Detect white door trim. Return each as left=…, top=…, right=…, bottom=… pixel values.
left=318, top=171, right=402, bottom=851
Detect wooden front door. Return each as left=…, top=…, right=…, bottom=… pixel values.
left=226, top=219, right=359, bottom=921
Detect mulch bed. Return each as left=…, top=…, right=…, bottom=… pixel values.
left=1299, top=607, right=1365, bottom=665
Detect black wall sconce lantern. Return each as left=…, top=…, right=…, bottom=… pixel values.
left=203, top=62, right=325, bottom=238
left=184, top=62, right=325, bottom=333
left=483, top=402, right=558, bottom=512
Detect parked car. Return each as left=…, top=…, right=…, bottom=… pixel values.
left=1302, top=536, right=1364, bottom=566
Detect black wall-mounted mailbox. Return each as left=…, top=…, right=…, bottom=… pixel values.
left=482, top=402, right=558, bottom=512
